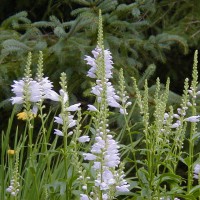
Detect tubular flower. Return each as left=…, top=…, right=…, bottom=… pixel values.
left=54, top=89, right=81, bottom=136
left=38, top=77, right=59, bottom=101
left=194, top=164, right=200, bottom=179
left=85, top=47, right=120, bottom=109
left=81, top=12, right=130, bottom=199
left=10, top=76, right=59, bottom=114
left=10, top=79, right=42, bottom=105
left=185, top=115, right=200, bottom=122
left=84, top=133, right=129, bottom=192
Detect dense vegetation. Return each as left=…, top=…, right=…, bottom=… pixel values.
left=1, top=1, right=200, bottom=199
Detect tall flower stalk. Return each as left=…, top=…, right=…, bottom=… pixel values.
left=187, top=50, right=198, bottom=192
left=54, top=72, right=81, bottom=199
left=80, top=10, right=130, bottom=200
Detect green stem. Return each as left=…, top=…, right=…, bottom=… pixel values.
left=123, top=101, right=138, bottom=166
left=38, top=104, right=52, bottom=182
left=187, top=100, right=196, bottom=192
left=63, top=132, right=69, bottom=200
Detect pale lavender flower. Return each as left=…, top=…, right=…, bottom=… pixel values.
left=54, top=114, right=76, bottom=128
left=85, top=47, right=113, bottom=79
left=54, top=83, right=80, bottom=136
left=93, top=161, right=101, bottom=169
left=185, top=115, right=200, bottom=122
left=173, top=114, right=180, bottom=119
left=116, top=184, right=130, bottom=192
left=78, top=136, right=90, bottom=143
left=104, top=135, right=120, bottom=167
left=119, top=101, right=132, bottom=115
left=6, top=179, right=20, bottom=196
left=187, top=102, right=192, bottom=107
left=85, top=47, right=121, bottom=110
left=102, top=194, right=108, bottom=200
left=54, top=112, right=77, bottom=136
left=39, top=77, right=59, bottom=101
left=54, top=129, right=64, bottom=136
left=66, top=103, right=81, bottom=111
left=11, top=79, right=42, bottom=104
left=59, top=89, right=68, bottom=103
left=11, top=76, right=60, bottom=106
left=91, top=136, right=105, bottom=154
left=171, top=120, right=181, bottom=128
left=87, top=105, right=98, bottom=112
left=83, top=153, right=97, bottom=161
left=80, top=194, right=90, bottom=200
left=194, top=164, right=200, bottom=179
left=84, top=134, right=129, bottom=192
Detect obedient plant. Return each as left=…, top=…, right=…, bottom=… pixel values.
left=10, top=51, right=59, bottom=116
left=3, top=8, right=200, bottom=200
left=79, top=11, right=130, bottom=200
left=132, top=50, right=200, bottom=199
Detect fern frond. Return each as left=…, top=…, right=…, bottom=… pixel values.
left=115, top=3, right=138, bottom=17
left=2, top=39, right=31, bottom=50
left=0, top=30, right=19, bottom=42
left=49, top=15, right=62, bottom=26
left=20, top=27, right=43, bottom=40
left=98, top=0, right=118, bottom=13
left=156, top=33, right=188, bottom=54
left=138, top=64, right=156, bottom=89
left=33, top=21, right=55, bottom=28
left=1, top=11, right=31, bottom=29
left=54, top=26, right=67, bottom=38
left=71, top=8, right=91, bottom=17
left=34, top=41, right=47, bottom=51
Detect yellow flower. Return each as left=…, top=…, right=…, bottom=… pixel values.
left=17, top=112, right=36, bottom=120
left=7, top=149, right=15, bottom=155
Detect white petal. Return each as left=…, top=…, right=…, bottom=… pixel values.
left=80, top=194, right=90, bottom=200
left=116, top=185, right=130, bottom=192
left=59, top=89, right=68, bottom=103
left=67, top=103, right=81, bottom=111
left=54, top=116, right=63, bottom=124
left=54, top=129, right=63, bottom=136
left=78, top=136, right=90, bottom=143
left=87, top=105, right=98, bottom=112
left=83, top=153, right=96, bottom=160
left=185, top=115, right=200, bottom=122
left=44, top=90, right=59, bottom=101
left=10, top=97, right=23, bottom=104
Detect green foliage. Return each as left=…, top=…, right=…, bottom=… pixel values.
left=0, top=1, right=189, bottom=107
left=151, top=0, right=200, bottom=46
left=1, top=11, right=200, bottom=198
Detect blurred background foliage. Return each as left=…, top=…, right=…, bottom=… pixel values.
left=0, top=0, right=200, bottom=128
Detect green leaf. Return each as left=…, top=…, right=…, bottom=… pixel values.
left=192, top=132, right=200, bottom=140
left=189, top=185, right=200, bottom=197
left=156, top=173, right=182, bottom=185
left=137, top=168, right=149, bottom=186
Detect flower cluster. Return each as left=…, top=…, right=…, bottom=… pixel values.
left=10, top=52, right=59, bottom=115
left=80, top=13, right=130, bottom=198
left=85, top=47, right=131, bottom=114
left=6, top=148, right=20, bottom=196
left=6, top=179, right=20, bottom=196
left=11, top=76, right=59, bottom=105
left=54, top=73, right=81, bottom=137
left=83, top=133, right=129, bottom=193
